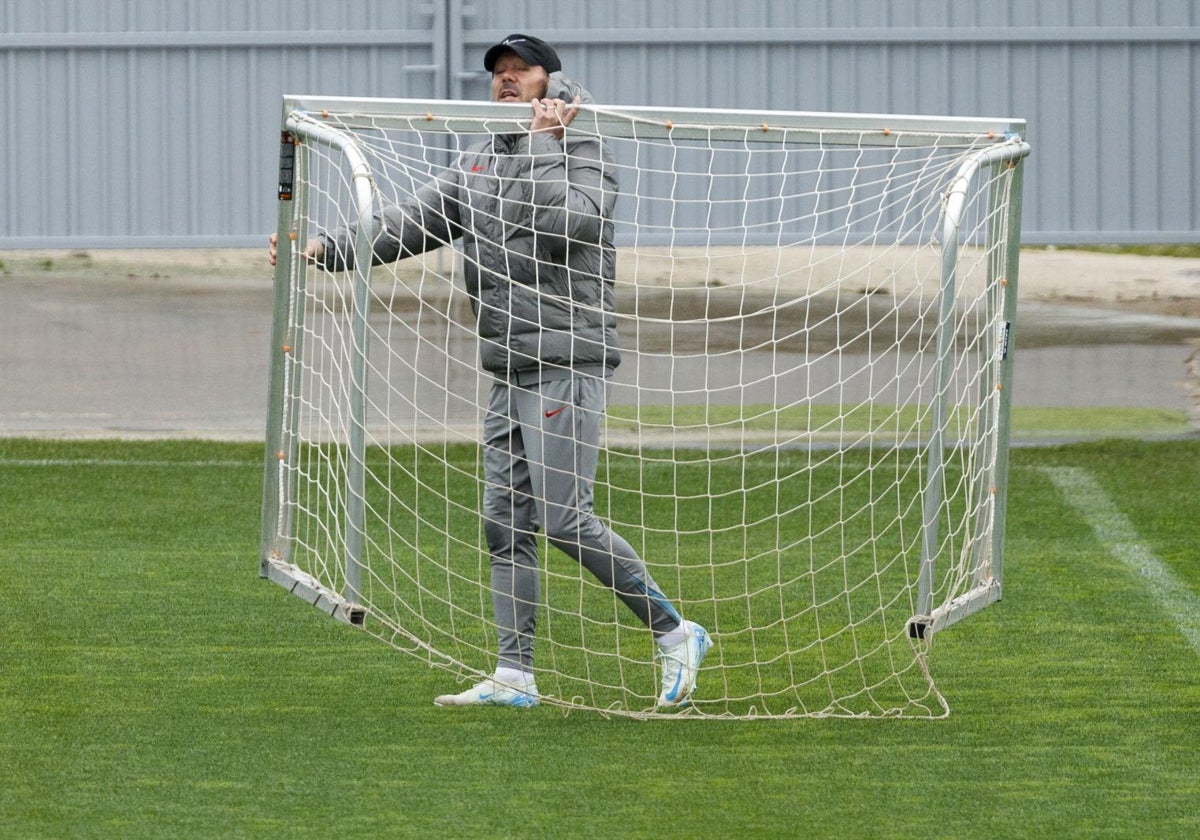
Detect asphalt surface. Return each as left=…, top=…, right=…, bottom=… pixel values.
left=2, top=249, right=1197, bottom=440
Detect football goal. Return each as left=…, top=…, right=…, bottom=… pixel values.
left=261, top=95, right=1029, bottom=718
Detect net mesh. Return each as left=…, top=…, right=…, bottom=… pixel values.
left=267, top=101, right=1022, bottom=718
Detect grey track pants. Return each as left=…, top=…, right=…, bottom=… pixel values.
left=481, top=373, right=682, bottom=672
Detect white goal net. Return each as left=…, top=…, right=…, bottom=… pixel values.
left=261, top=96, right=1029, bottom=719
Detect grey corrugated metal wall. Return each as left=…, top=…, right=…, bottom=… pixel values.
left=2, top=0, right=1197, bottom=247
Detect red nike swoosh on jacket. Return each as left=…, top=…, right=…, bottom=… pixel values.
left=544, top=406, right=566, bottom=418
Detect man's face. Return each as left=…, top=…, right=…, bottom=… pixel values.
left=490, top=52, right=550, bottom=103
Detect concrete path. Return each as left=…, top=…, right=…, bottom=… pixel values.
left=1, top=248, right=1197, bottom=440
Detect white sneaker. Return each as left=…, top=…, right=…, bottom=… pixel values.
left=656, top=620, right=713, bottom=707
left=434, top=674, right=540, bottom=708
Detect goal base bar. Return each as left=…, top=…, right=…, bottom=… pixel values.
left=907, top=578, right=1003, bottom=639
left=263, top=557, right=366, bottom=626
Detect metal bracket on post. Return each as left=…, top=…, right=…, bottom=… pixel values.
left=277, top=130, right=296, bottom=201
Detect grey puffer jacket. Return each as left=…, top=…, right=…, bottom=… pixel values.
left=319, top=74, right=621, bottom=383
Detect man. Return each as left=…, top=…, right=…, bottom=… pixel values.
left=269, top=34, right=711, bottom=709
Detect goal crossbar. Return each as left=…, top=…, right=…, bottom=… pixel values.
left=282, top=94, right=1026, bottom=146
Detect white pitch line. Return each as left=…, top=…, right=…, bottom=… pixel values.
left=1042, top=466, right=1200, bottom=657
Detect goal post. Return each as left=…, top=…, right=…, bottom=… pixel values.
left=909, top=139, right=1028, bottom=639
left=261, top=95, right=1029, bottom=718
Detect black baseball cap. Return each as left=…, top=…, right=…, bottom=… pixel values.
left=483, top=34, right=562, bottom=74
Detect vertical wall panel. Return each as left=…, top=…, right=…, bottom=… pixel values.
left=0, top=0, right=1196, bottom=246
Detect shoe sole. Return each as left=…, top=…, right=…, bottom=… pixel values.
left=433, top=691, right=540, bottom=708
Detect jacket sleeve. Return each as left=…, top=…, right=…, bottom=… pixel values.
left=525, top=131, right=618, bottom=252
left=317, top=165, right=465, bottom=272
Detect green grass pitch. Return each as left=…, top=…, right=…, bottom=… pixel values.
left=2, top=434, right=1198, bottom=837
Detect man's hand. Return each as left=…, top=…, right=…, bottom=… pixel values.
left=268, top=232, right=325, bottom=267
left=530, top=95, right=581, bottom=139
